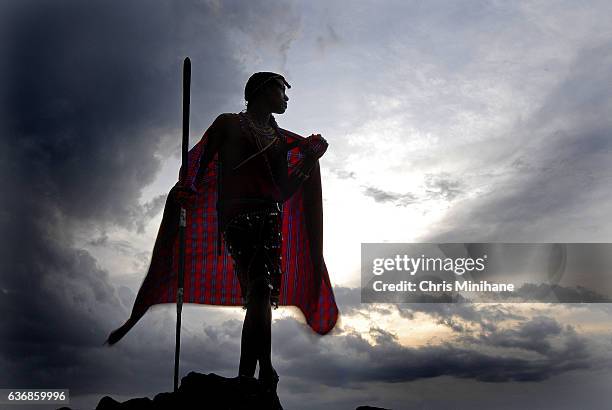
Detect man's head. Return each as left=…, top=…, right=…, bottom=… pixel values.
left=245, top=72, right=290, bottom=114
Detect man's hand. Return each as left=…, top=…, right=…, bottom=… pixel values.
left=304, top=133, right=328, bottom=159
left=169, top=183, right=198, bottom=208
left=308, top=133, right=328, bottom=144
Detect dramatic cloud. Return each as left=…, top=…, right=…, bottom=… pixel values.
left=362, top=171, right=463, bottom=208
left=423, top=41, right=612, bottom=243
left=2, top=1, right=612, bottom=409
left=0, top=0, right=299, bottom=403
left=273, top=314, right=593, bottom=386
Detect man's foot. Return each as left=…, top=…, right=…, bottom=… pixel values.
left=237, top=374, right=259, bottom=399
left=258, top=367, right=279, bottom=395
left=259, top=368, right=282, bottom=410
left=241, top=370, right=282, bottom=409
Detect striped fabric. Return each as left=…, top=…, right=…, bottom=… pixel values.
left=106, top=127, right=338, bottom=345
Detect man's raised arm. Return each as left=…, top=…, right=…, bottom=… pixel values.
left=278, top=133, right=328, bottom=201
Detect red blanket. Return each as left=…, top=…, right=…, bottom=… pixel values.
left=107, top=126, right=338, bottom=345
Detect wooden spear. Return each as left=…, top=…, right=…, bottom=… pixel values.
left=174, top=56, right=190, bottom=393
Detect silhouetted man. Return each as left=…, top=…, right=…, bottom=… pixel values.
left=172, top=72, right=328, bottom=402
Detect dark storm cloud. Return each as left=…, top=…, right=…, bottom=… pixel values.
left=0, top=0, right=299, bottom=401
left=425, top=41, right=612, bottom=242
left=317, top=288, right=593, bottom=385
left=2, top=1, right=610, bottom=408
left=177, top=318, right=243, bottom=375
left=394, top=301, right=521, bottom=334
left=462, top=316, right=567, bottom=357
left=0, top=222, right=127, bottom=388
left=273, top=314, right=593, bottom=388
left=387, top=283, right=612, bottom=304
left=4, top=0, right=243, bottom=231
left=336, top=285, right=524, bottom=333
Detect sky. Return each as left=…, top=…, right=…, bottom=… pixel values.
left=2, top=0, right=612, bottom=409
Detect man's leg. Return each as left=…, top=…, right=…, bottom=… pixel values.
left=254, top=284, right=273, bottom=379
left=226, top=214, right=263, bottom=378
left=240, top=278, right=272, bottom=378
left=239, top=305, right=258, bottom=377
left=231, top=209, right=280, bottom=382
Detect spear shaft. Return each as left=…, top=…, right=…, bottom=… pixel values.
left=174, top=56, right=190, bottom=393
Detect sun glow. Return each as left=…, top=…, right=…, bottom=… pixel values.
left=334, top=306, right=456, bottom=348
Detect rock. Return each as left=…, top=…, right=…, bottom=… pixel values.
left=94, top=396, right=121, bottom=410
left=60, top=372, right=283, bottom=410
left=355, top=407, right=391, bottom=410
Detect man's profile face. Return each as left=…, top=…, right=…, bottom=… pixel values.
left=266, top=78, right=289, bottom=114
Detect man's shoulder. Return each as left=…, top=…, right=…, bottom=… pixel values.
left=214, top=112, right=239, bottom=125
left=209, top=113, right=241, bottom=135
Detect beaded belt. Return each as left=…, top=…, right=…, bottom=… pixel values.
left=222, top=205, right=283, bottom=309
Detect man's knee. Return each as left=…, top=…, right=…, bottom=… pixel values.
left=247, top=277, right=271, bottom=306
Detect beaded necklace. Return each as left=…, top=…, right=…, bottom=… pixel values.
left=237, top=111, right=284, bottom=197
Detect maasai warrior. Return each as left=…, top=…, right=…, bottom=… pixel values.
left=106, top=72, right=337, bottom=401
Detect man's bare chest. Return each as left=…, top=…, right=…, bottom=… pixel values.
left=219, top=114, right=284, bottom=169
